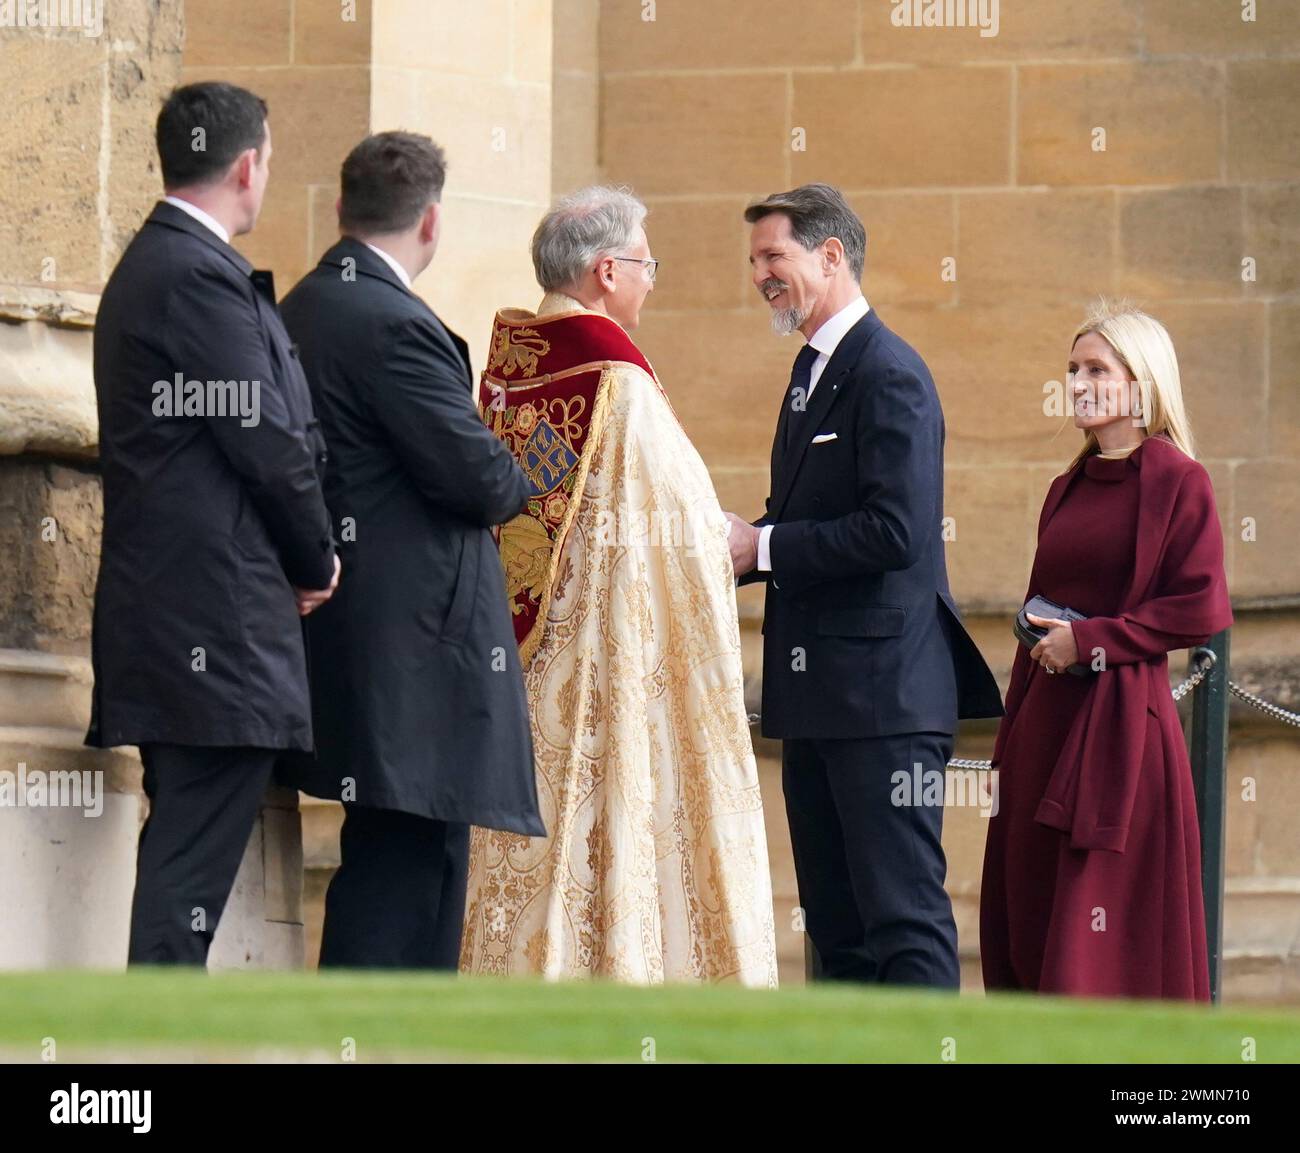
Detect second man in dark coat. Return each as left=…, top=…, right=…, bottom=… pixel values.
left=281, top=132, right=542, bottom=970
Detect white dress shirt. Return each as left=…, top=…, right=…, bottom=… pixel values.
left=364, top=242, right=413, bottom=290
left=756, top=295, right=871, bottom=572
left=162, top=195, right=230, bottom=244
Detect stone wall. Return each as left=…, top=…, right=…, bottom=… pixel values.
left=594, top=0, right=1300, bottom=607
left=553, top=0, right=600, bottom=194
left=1, top=1, right=181, bottom=499
left=180, top=0, right=372, bottom=298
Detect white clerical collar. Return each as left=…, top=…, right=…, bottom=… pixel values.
left=807, top=295, right=870, bottom=359
left=162, top=195, right=231, bottom=245
left=537, top=291, right=591, bottom=317
left=364, top=242, right=413, bottom=289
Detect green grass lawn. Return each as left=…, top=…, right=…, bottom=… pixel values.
left=0, top=971, right=1296, bottom=1063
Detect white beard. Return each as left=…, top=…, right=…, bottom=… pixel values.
left=770, top=306, right=807, bottom=336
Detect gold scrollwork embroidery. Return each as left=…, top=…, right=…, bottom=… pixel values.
left=543, top=396, right=588, bottom=443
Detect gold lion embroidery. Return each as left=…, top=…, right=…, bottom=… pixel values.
left=489, top=325, right=551, bottom=378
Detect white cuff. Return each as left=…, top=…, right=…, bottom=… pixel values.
left=757, top=524, right=774, bottom=572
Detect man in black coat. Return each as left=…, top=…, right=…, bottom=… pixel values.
left=88, top=83, right=340, bottom=965
left=727, top=184, right=1004, bottom=989
left=280, top=132, right=542, bottom=970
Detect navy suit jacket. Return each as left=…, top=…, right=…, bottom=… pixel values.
left=745, top=307, right=1003, bottom=740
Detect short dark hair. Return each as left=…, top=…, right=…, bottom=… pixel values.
left=339, top=132, right=447, bottom=236
left=744, top=183, right=867, bottom=280
left=156, top=82, right=268, bottom=188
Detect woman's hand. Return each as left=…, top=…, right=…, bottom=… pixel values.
left=1027, top=612, right=1079, bottom=674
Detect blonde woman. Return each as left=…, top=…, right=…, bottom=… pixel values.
left=980, top=301, right=1232, bottom=1000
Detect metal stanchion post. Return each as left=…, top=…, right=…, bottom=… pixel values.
left=1188, top=630, right=1231, bottom=1004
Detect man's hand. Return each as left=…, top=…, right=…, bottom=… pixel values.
left=295, top=553, right=341, bottom=617
left=724, top=512, right=759, bottom=577
left=1027, top=612, right=1079, bottom=673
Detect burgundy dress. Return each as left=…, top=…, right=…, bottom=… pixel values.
left=980, top=437, right=1232, bottom=1000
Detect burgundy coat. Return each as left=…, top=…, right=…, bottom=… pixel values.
left=1016, top=438, right=1232, bottom=851
left=982, top=435, right=1232, bottom=999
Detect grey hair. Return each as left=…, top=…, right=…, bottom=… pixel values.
left=531, top=185, right=648, bottom=292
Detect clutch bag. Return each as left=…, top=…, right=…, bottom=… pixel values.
left=1014, top=594, right=1092, bottom=677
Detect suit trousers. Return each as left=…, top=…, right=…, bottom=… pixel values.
left=782, top=731, right=960, bottom=989
left=128, top=743, right=278, bottom=965
left=318, top=805, right=470, bottom=970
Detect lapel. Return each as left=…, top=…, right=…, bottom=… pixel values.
left=769, top=390, right=792, bottom=490
left=769, top=309, right=881, bottom=521
left=1036, top=469, right=1078, bottom=541
left=249, top=269, right=277, bottom=306
left=444, top=326, right=473, bottom=382
left=1123, top=438, right=1173, bottom=608
left=321, top=237, right=472, bottom=383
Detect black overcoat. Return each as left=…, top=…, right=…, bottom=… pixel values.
left=279, top=239, right=543, bottom=835
left=87, top=201, right=336, bottom=751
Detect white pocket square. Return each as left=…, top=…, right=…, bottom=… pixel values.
left=811, top=432, right=838, bottom=444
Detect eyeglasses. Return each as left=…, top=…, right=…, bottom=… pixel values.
left=612, top=256, right=659, bottom=283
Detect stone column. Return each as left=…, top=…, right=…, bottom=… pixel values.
left=369, top=0, right=555, bottom=350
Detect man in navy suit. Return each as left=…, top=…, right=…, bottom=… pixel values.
left=726, top=183, right=1003, bottom=988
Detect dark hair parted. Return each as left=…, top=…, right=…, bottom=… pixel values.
left=744, top=183, right=867, bottom=280
left=339, top=132, right=447, bottom=236
left=156, top=82, right=268, bottom=188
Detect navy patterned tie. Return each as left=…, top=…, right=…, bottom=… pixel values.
left=783, top=342, right=820, bottom=452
